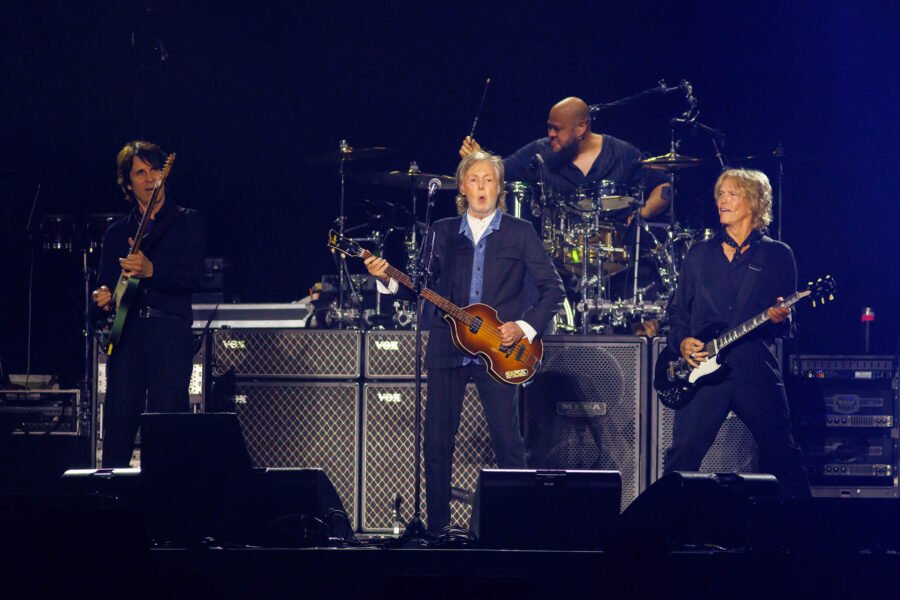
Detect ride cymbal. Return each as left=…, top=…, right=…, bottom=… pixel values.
left=640, top=151, right=703, bottom=171
left=352, top=170, right=458, bottom=191
left=307, top=146, right=393, bottom=166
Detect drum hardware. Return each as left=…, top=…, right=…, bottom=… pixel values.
left=315, top=139, right=394, bottom=328
left=392, top=300, right=417, bottom=329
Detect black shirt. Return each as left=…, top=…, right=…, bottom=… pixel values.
left=667, top=231, right=795, bottom=383
left=97, top=200, right=205, bottom=320
left=503, top=135, right=668, bottom=198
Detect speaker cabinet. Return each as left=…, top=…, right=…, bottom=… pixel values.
left=361, top=382, right=494, bottom=532
left=365, top=331, right=429, bottom=379
left=213, top=329, right=361, bottom=378
left=523, top=336, right=646, bottom=509
left=231, top=381, right=359, bottom=529
left=650, top=337, right=762, bottom=484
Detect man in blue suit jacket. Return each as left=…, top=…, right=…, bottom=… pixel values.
left=366, top=151, right=565, bottom=534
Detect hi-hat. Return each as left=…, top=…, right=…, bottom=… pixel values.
left=640, top=151, right=703, bottom=171
left=307, top=146, right=393, bottom=166
left=352, top=170, right=458, bottom=190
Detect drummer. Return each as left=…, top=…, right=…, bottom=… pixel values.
left=460, top=96, right=669, bottom=220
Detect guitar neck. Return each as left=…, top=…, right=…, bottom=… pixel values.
left=706, top=290, right=808, bottom=355
left=359, top=249, right=474, bottom=326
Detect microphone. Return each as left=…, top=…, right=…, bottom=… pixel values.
left=534, top=153, right=544, bottom=166
left=427, top=178, right=442, bottom=197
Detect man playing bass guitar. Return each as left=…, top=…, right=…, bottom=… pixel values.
left=664, top=168, right=810, bottom=497
left=365, top=150, right=565, bottom=534
left=92, top=140, right=205, bottom=467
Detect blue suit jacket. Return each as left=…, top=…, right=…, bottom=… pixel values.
left=419, top=212, right=565, bottom=369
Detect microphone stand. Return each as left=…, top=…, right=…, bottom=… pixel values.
left=392, top=182, right=439, bottom=546
left=774, top=144, right=784, bottom=241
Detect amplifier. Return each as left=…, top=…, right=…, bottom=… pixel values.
left=523, top=336, right=646, bottom=509
left=789, top=354, right=899, bottom=494
left=360, top=382, right=494, bottom=532
left=791, top=355, right=896, bottom=380
left=650, top=337, right=773, bottom=484
left=365, top=331, right=429, bottom=379
left=213, top=329, right=360, bottom=379
left=231, top=381, right=359, bottom=529
left=0, top=389, right=81, bottom=435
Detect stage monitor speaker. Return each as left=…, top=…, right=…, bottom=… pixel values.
left=360, top=382, right=494, bottom=532
left=650, top=337, right=764, bottom=484
left=606, top=471, right=780, bottom=556
left=212, top=329, right=361, bottom=378
left=471, top=468, right=621, bottom=550
left=0, top=433, right=92, bottom=493
left=139, top=412, right=256, bottom=543
left=231, top=381, right=359, bottom=529
left=523, top=335, right=646, bottom=510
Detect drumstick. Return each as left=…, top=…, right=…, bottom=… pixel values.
left=468, top=78, right=492, bottom=140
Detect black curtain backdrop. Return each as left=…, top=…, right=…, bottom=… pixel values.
left=1, top=1, right=898, bottom=384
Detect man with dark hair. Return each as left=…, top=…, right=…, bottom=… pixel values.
left=92, top=140, right=205, bottom=467
left=664, top=168, right=810, bottom=497
left=460, top=96, right=670, bottom=219
left=365, top=150, right=565, bottom=535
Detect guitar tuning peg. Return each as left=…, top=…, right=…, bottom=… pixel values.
left=828, top=294, right=834, bottom=301
left=812, top=300, right=817, bottom=307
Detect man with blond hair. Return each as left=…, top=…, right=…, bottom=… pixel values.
left=664, top=168, right=810, bottom=497
left=366, top=150, right=565, bottom=534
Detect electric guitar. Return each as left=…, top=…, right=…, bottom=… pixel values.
left=654, top=275, right=836, bottom=410
left=327, top=229, right=542, bottom=385
left=98, top=153, right=176, bottom=355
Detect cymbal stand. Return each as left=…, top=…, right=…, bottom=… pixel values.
left=404, top=162, right=422, bottom=273
left=337, top=140, right=349, bottom=322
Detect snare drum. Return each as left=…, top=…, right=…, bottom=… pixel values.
left=566, top=180, right=640, bottom=218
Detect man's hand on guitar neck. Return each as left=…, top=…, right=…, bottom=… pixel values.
left=119, top=237, right=154, bottom=279
left=767, top=297, right=790, bottom=324
left=92, top=286, right=112, bottom=311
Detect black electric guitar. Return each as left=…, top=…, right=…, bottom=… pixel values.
left=654, top=275, right=836, bottom=410
left=327, top=229, right=542, bottom=385
left=98, top=153, right=176, bottom=355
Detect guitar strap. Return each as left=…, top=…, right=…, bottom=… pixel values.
left=141, top=206, right=185, bottom=254
left=729, top=235, right=773, bottom=328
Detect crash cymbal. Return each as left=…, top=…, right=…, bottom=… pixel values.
left=307, top=146, right=393, bottom=166
left=640, top=151, right=703, bottom=171
left=352, top=170, right=458, bottom=191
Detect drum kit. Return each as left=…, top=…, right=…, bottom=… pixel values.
left=310, top=139, right=708, bottom=335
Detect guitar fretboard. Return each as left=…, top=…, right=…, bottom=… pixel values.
left=358, top=249, right=474, bottom=326
left=705, top=290, right=809, bottom=356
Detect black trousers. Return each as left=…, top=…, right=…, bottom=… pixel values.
left=424, top=364, right=527, bottom=533
left=664, top=376, right=811, bottom=498
left=102, top=316, right=193, bottom=467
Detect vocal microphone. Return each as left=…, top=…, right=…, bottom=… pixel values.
left=427, top=178, right=442, bottom=197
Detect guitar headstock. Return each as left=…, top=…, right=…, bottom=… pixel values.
left=807, top=275, right=836, bottom=308
left=327, top=229, right=365, bottom=259
left=160, top=153, right=176, bottom=181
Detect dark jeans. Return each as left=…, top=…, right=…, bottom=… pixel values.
left=664, top=376, right=811, bottom=498
left=424, top=364, right=527, bottom=533
left=102, top=316, right=193, bottom=467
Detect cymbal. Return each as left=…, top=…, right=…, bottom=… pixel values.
left=352, top=171, right=458, bottom=191
left=640, top=151, right=703, bottom=171
left=307, top=146, right=393, bottom=166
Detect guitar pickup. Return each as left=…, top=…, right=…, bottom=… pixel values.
left=515, top=345, right=525, bottom=361
left=469, top=317, right=482, bottom=334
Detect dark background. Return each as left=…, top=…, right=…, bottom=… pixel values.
left=1, top=1, right=897, bottom=386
